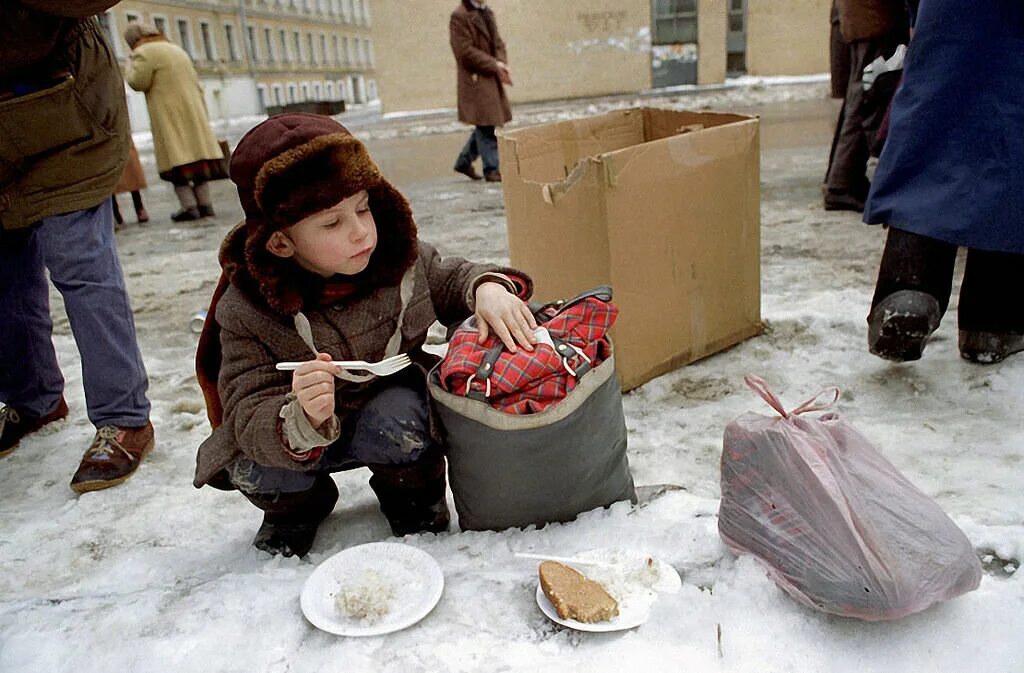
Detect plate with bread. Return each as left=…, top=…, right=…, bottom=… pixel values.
left=533, top=550, right=681, bottom=632
left=301, top=542, right=444, bottom=636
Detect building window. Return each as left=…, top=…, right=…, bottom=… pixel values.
left=247, top=25, right=260, bottom=62
left=273, top=84, right=284, bottom=106
left=343, top=36, right=351, bottom=65
left=125, top=11, right=141, bottom=25
left=307, top=33, right=316, bottom=64
left=326, top=81, right=334, bottom=98
left=651, top=0, right=698, bottom=45
left=279, top=29, right=290, bottom=62
left=293, top=30, right=303, bottom=63
left=177, top=19, right=195, bottom=59
left=287, top=83, right=297, bottom=103
left=199, top=21, right=216, bottom=61
left=152, top=16, right=168, bottom=37
left=224, top=24, right=240, bottom=62
left=300, top=82, right=309, bottom=101
left=364, top=38, right=372, bottom=66
left=265, top=27, right=276, bottom=62
left=319, top=34, right=327, bottom=65
left=332, top=35, right=340, bottom=65
left=313, top=82, right=322, bottom=100
left=257, top=84, right=269, bottom=111
left=342, top=0, right=351, bottom=23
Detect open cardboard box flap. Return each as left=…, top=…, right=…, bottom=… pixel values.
left=499, top=107, right=762, bottom=391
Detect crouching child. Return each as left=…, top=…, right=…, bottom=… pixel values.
left=194, top=114, right=536, bottom=557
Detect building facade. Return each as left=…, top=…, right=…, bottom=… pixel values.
left=372, top=0, right=831, bottom=114
left=99, top=1, right=379, bottom=131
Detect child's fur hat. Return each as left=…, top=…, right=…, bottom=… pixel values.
left=219, top=113, right=418, bottom=315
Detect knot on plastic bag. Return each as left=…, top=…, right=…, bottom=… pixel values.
left=744, top=374, right=840, bottom=419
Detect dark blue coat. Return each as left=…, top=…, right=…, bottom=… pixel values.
left=864, top=0, right=1024, bottom=254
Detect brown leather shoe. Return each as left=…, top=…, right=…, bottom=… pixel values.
left=454, top=161, right=482, bottom=181
left=484, top=170, right=502, bottom=183
left=0, top=396, right=69, bottom=459
left=70, top=422, right=154, bottom=493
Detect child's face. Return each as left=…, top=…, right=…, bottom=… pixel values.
left=266, top=190, right=377, bottom=277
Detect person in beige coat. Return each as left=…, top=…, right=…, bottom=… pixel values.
left=449, top=0, right=512, bottom=182
left=123, top=23, right=223, bottom=222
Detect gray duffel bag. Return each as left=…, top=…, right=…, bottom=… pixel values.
left=427, top=289, right=636, bottom=532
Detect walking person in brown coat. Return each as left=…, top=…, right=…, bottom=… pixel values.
left=823, top=0, right=908, bottom=212
left=110, top=137, right=149, bottom=227
left=449, top=0, right=512, bottom=183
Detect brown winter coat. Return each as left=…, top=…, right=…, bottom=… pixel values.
left=0, top=2, right=128, bottom=230
left=123, top=37, right=222, bottom=174
left=449, top=0, right=512, bottom=127
left=113, top=140, right=147, bottom=194
left=193, top=236, right=523, bottom=487
left=836, top=0, right=907, bottom=42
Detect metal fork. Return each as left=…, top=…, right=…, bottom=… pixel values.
left=275, top=354, right=413, bottom=377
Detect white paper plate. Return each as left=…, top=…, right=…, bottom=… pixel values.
left=535, top=583, right=652, bottom=632
left=301, top=542, right=444, bottom=636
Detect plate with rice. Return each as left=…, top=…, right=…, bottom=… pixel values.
left=301, top=542, right=444, bottom=636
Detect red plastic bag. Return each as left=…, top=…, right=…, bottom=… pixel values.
left=718, top=375, right=982, bottom=620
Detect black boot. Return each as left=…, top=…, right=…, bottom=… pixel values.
left=368, top=455, right=450, bottom=537
left=867, top=227, right=957, bottom=361
left=957, top=247, right=1024, bottom=364
left=242, top=475, right=339, bottom=557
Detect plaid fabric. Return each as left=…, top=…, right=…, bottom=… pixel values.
left=440, top=297, right=618, bottom=414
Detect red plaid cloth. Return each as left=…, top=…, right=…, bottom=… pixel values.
left=439, top=298, right=618, bottom=414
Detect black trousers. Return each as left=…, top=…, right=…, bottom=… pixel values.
left=872, top=227, right=1024, bottom=334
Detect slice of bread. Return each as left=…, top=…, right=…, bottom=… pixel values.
left=538, top=561, right=619, bottom=623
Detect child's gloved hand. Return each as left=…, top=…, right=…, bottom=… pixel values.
left=474, top=282, right=538, bottom=353
left=291, top=353, right=339, bottom=428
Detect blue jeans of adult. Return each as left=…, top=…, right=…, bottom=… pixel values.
left=226, top=382, right=438, bottom=496
left=456, top=125, right=499, bottom=176
left=0, top=200, right=151, bottom=426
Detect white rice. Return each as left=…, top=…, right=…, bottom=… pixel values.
left=335, top=569, right=395, bottom=623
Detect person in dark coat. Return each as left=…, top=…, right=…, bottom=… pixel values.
left=865, top=0, right=1024, bottom=364
left=449, top=0, right=512, bottom=183
left=0, top=2, right=154, bottom=492
left=823, top=0, right=909, bottom=211
left=194, top=113, right=537, bottom=557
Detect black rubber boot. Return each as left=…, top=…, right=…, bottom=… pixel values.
left=367, top=455, right=450, bottom=537
left=867, top=228, right=957, bottom=361
left=867, top=290, right=942, bottom=361
left=242, top=475, right=339, bottom=558
left=957, top=247, right=1024, bottom=364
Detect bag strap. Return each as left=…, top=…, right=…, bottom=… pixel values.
left=744, top=374, right=840, bottom=419
left=529, top=285, right=613, bottom=321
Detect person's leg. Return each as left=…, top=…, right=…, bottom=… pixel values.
left=824, top=41, right=873, bottom=210
left=453, top=130, right=482, bottom=180
left=476, top=125, right=500, bottom=180
left=867, top=227, right=958, bottom=361
left=957, top=248, right=1024, bottom=363
left=35, top=200, right=151, bottom=428
left=131, top=190, right=148, bottom=223
left=171, top=178, right=201, bottom=222
left=110, top=195, right=124, bottom=226
left=193, top=180, right=215, bottom=217
left=343, top=383, right=449, bottom=536
left=226, top=458, right=338, bottom=557
left=0, top=228, right=69, bottom=456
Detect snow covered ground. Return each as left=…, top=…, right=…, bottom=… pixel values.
left=1, top=82, right=1021, bottom=673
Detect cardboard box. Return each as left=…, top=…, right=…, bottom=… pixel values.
left=498, top=107, right=762, bottom=390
